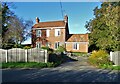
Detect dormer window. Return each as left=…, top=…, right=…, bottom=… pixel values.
left=36, top=30, right=41, bottom=37
left=55, top=29, right=61, bottom=36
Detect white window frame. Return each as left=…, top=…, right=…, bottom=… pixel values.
left=73, top=43, right=79, bottom=50
left=36, top=30, right=41, bottom=37
left=46, top=29, right=50, bottom=37
left=55, top=29, right=61, bottom=36
left=55, top=42, right=60, bottom=49
left=46, top=42, right=50, bottom=47
left=36, top=42, right=41, bottom=48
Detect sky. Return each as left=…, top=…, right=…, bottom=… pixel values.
left=11, top=2, right=102, bottom=44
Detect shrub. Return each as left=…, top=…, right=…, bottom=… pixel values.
left=56, top=46, right=66, bottom=53
left=41, top=46, right=49, bottom=50
left=13, top=44, right=23, bottom=48
left=23, top=46, right=31, bottom=49
left=88, top=50, right=111, bottom=66
left=41, top=46, right=53, bottom=54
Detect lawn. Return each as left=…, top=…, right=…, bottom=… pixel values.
left=72, top=52, right=88, bottom=56
left=98, top=64, right=120, bottom=70
left=1, top=62, right=56, bottom=69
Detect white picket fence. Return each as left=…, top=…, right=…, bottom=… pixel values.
left=0, top=48, right=48, bottom=63
left=110, top=51, right=120, bottom=66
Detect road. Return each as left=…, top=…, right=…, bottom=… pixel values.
left=2, top=56, right=120, bottom=83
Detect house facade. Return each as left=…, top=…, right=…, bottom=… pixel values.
left=65, top=34, right=88, bottom=52
left=32, top=15, right=88, bottom=52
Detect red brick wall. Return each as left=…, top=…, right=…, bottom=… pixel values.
left=65, top=42, right=88, bottom=52
left=32, top=28, right=66, bottom=49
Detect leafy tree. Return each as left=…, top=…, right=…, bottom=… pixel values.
left=85, top=2, right=120, bottom=52
left=0, top=3, right=2, bottom=48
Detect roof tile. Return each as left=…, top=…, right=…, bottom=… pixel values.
left=67, top=34, right=88, bottom=42
left=32, top=20, right=65, bottom=28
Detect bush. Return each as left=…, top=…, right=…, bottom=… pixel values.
left=41, top=46, right=49, bottom=50
left=41, top=46, right=53, bottom=54
left=88, top=50, right=111, bottom=66
left=55, top=46, right=66, bottom=53
left=23, top=46, right=31, bottom=49
left=13, top=44, right=23, bottom=48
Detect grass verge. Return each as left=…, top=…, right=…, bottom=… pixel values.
left=98, top=64, right=120, bottom=70
left=72, top=52, right=88, bottom=56
left=1, top=62, right=57, bottom=69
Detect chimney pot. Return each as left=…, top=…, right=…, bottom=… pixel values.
left=64, top=15, right=68, bottom=23
left=36, top=17, right=40, bottom=24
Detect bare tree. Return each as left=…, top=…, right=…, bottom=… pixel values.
left=3, top=16, right=33, bottom=48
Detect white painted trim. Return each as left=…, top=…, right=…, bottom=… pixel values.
left=55, top=29, right=61, bottom=36
left=36, top=30, right=41, bottom=37
left=25, top=50, right=28, bottom=62
left=36, top=42, right=41, bottom=48
left=32, top=27, right=65, bottom=30
left=44, top=50, right=48, bottom=63
left=77, top=43, right=79, bottom=50
left=73, top=43, right=79, bottom=50
left=5, top=50, right=8, bottom=63
left=46, top=29, right=50, bottom=37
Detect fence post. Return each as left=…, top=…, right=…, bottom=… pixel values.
left=44, top=50, right=48, bottom=63
left=110, top=51, right=113, bottom=61
left=5, top=50, right=8, bottom=63
left=25, top=50, right=28, bottom=62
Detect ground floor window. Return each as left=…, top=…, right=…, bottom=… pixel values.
left=55, top=42, right=60, bottom=49
left=36, top=42, right=41, bottom=48
left=73, top=43, right=79, bottom=50
left=46, top=42, right=50, bottom=47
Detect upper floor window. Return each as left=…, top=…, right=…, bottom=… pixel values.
left=73, top=43, right=79, bottom=50
left=46, top=29, right=50, bottom=37
left=55, top=29, right=61, bottom=36
left=36, top=30, right=41, bottom=37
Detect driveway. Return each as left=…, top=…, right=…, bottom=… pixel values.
left=2, top=56, right=120, bottom=83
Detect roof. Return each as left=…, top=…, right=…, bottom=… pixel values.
left=32, top=20, right=65, bottom=28
left=67, top=34, right=88, bottom=42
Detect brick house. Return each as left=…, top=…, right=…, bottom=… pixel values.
left=32, top=15, right=88, bottom=52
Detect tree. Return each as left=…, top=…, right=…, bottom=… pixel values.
left=0, top=3, right=2, bottom=48
left=1, top=2, right=33, bottom=49
left=85, top=2, right=120, bottom=52
left=3, top=16, right=33, bottom=48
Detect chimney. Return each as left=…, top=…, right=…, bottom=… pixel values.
left=36, top=17, right=40, bottom=24
left=64, top=15, right=68, bottom=23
